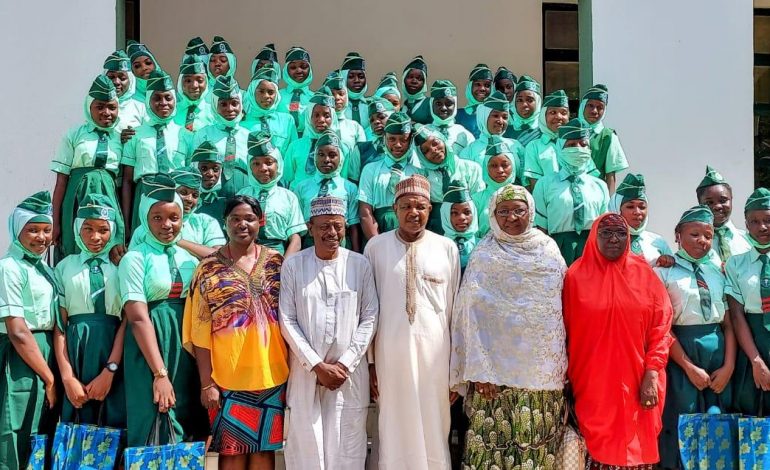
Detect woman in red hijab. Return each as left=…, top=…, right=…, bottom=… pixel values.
left=564, top=213, right=673, bottom=469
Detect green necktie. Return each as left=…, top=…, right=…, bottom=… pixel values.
left=290, top=89, right=302, bottom=128
left=304, top=139, right=318, bottom=175
left=318, top=178, right=331, bottom=197
left=567, top=175, right=585, bottom=233
left=455, top=236, right=467, bottom=254
left=93, top=130, right=109, bottom=168
left=438, top=167, right=452, bottom=200
left=715, top=225, right=733, bottom=260
left=165, top=245, right=184, bottom=299
left=437, top=125, right=450, bottom=138
left=691, top=262, right=712, bottom=321
left=631, top=234, right=642, bottom=255
left=85, top=257, right=106, bottom=315
left=260, top=115, right=270, bottom=134
left=223, top=128, right=237, bottom=180
left=388, top=162, right=404, bottom=194
left=185, top=105, right=196, bottom=131
left=351, top=100, right=362, bottom=125
left=154, top=124, right=169, bottom=173
left=760, top=254, right=770, bottom=315
left=201, top=191, right=218, bottom=204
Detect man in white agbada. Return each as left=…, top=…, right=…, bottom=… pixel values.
left=365, top=174, right=461, bottom=470
left=279, top=195, right=379, bottom=470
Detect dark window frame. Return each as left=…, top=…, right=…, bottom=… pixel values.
left=542, top=3, right=580, bottom=112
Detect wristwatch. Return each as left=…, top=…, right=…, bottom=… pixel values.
left=105, top=362, right=119, bottom=373
left=153, top=367, right=169, bottom=379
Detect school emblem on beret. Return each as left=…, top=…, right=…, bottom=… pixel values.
left=444, top=89, right=453, bottom=97
left=100, top=207, right=110, bottom=219
left=163, top=77, right=173, bottom=90
left=198, top=46, right=206, bottom=55
left=374, top=103, right=385, bottom=113
left=217, top=44, right=226, bottom=53
left=403, top=123, right=412, bottom=133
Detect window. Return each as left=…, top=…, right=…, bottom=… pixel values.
left=542, top=3, right=579, bottom=112
left=755, top=8, right=770, bottom=188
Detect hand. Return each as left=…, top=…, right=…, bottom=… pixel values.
left=109, top=244, right=127, bottom=266
left=52, top=223, right=61, bottom=247
left=709, top=365, right=734, bottom=394
left=474, top=382, right=499, bottom=401
left=63, top=376, right=87, bottom=408
left=450, top=391, right=460, bottom=405
left=200, top=384, right=220, bottom=410
left=153, top=376, right=176, bottom=413
left=655, top=255, right=676, bottom=268
left=369, top=364, right=379, bottom=401
left=84, top=370, right=114, bottom=401
left=685, top=365, right=712, bottom=391
left=752, top=358, right=770, bottom=391
left=120, top=127, right=135, bottom=144
left=45, top=380, right=58, bottom=409
left=640, top=370, right=659, bottom=410
left=313, top=362, right=348, bottom=390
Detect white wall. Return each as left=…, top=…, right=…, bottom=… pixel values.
left=0, top=0, right=116, bottom=249
left=585, top=0, right=754, bottom=240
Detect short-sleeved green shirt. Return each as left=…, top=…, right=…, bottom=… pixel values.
left=121, top=121, right=193, bottom=179
left=283, top=135, right=353, bottom=188
left=293, top=175, right=360, bottom=224
left=118, top=239, right=199, bottom=305
left=172, top=99, right=215, bottom=132
left=129, top=212, right=225, bottom=250
left=237, top=185, right=307, bottom=241
left=425, top=123, right=475, bottom=156
left=418, top=159, right=485, bottom=203
left=725, top=248, right=766, bottom=313
left=0, top=244, right=56, bottom=333
left=533, top=168, right=609, bottom=234
left=357, top=157, right=421, bottom=209
left=655, top=255, right=726, bottom=326
left=192, top=123, right=251, bottom=179
left=115, top=97, right=147, bottom=132
left=242, top=111, right=298, bottom=158
left=54, top=252, right=121, bottom=318
left=51, top=124, right=123, bottom=175
left=460, top=136, right=526, bottom=184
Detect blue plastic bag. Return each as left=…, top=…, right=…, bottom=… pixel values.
left=51, top=420, right=123, bottom=470
left=123, top=413, right=204, bottom=470
left=678, top=411, right=739, bottom=470
left=25, top=434, right=48, bottom=470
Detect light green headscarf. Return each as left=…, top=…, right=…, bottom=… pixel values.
left=314, top=130, right=346, bottom=180
left=382, top=112, right=415, bottom=163
left=145, top=69, right=177, bottom=125
left=244, top=66, right=282, bottom=119
left=341, top=52, right=368, bottom=100
left=208, top=36, right=238, bottom=82
left=482, top=136, right=516, bottom=190
left=441, top=181, right=479, bottom=240
left=608, top=173, right=648, bottom=235
left=413, top=125, right=456, bottom=174
left=8, top=191, right=53, bottom=260
left=103, top=50, right=137, bottom=103
left=428, top=79, right=458, bottom=126
left=211, top=75, right=243, bottom=128
left=191, top=141, right=223, bottom=195
left=475, top=91, right=510, bottom=139
left=126, top=40, right=158, bottom=99
left=577, top=84, right=609, bottom=132
left=282, top=46, right=314, bottom=93
left=511, top=76, right=542, bottom=131
left=302, top=87, right=340, bottom=139
left=84, top=75, right=120, bottom=132
left=73, top=194, right=117, bottom=257
left=538, top=89, right=569, bottom=141
left=176, top=55, right=209, bottom=108
left=138, top=175, right=185, bottom=246
left=401, top=56, right=428, bottom=102
left=374, top=72, right=401, bottom=100
left=464, top=64, right=493, bottom=114
left=250, top=43, right=281, bottom=81
left=247, top=131, right=283, bottom=191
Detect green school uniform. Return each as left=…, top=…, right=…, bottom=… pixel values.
left=358, top=152, right=422, bottom=234
left=708, top=220, right=752, bottom=267
left=401, top=56, right=432, bottom=125
left=242, top=68, right=299, bottom=157
left=656, top=254, right=730, bottom=467
left=472, top=137, right=517, bottom=238
left=237, top=186, right=306, bottom=255
left=129, top=212, right=225, bottom=251
left=278, top=47, right=314, bottom=133
left=523, top=134, right=600, bottom=188
left=533, top=168, right=609, bottom=264
left=347, top=139, right=384, bottom=184
left=192, top=124, right=251, bottom=198
left=118, top=186, right=208, bottom=447
left=504, top=76, right=542, bottom=147
left=0, top=195, right=58, bottom=469
left=578, top=94, right=629, bottom=179
left=634, top=231, right=674, bottom=266
left=103, top=51, right=148, bottom=132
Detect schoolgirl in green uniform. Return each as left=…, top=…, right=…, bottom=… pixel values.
left=102, top=50, right=146, bottom=134
left=173, top=55, right=214, bottom=132
left=401, top=55, right=432, bottom=124
left=53, top=195, right=126, bottom=428
left=456, top=63, right=493, bottom=138
left=341, top=52, right=370, bottom=127
left=125, top=40, right=158, bottom=103
left=191, top=141, right=227, bottom=221
left=0, top=192, right=58, bottom=469
left=242, top=66, right=298, bottom=158
left=347, top=97, right=395, bottom=184
left=425, top=80, right=475, bottom=156
left=493, top=67, right=516, bottom=103
left=278, top=46, right=314, bottom=134
left=504, top=75, right=542, bottom=147
left=324, top=70, right=367, bottom=170
left=237, top=131, right=306, bottom=257
left=207, top=36, right=238, bottom=88
left=472, top=136, right=516, bottom=238
left=373, top=71, right=402, bottom=112
left=441, top=181, right=479, bottom=271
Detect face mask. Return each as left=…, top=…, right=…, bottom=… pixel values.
left=560, top=146, right=591, bottom=175
left=747, top=232, right=770, bottom=250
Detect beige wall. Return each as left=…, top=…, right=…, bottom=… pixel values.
left=141, top=0, right=544, bottom=105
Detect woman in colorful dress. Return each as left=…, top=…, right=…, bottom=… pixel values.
left=184, top=195, right=289, bottom=470
left=564, top=213, right=673, bottom=469
left=118, top=174, right=208, bottom=446
left=51, top=75, right=125, bottom=260
left=656, top=205, right=734, bottom=468
left=451, top=184, right=568, bottom=469
left=53, top=194, right=126, bottom=428
left=237, top=131, right=306, bottom=257
left=455, top=64, right=493, bottom=138
left=0, top=191, right=58, bottom=469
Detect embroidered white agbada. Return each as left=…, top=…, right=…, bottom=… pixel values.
left=279, top=247, right=378, bottom=470
left=364, top=229, right=460, bottom=470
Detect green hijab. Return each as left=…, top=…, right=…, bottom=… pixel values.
left=577, top=84, right=609, bottom=132
left=302, top=87, right=340, bottom=139
left=74, top=194, right=117, bottom=257
left=401, top=55, right=428, bottom=102
left=103, top=50, right=137, bottom=103
left=475, top=91, right=510, bottom=139
left=191, top=141, right=223, bottom=195
left=511, top=75, right=542, bottom=131
left=245, top=66, right=282, bottom=119
left=176, top=55, right=209, bottom=108
left=482, top=136, right=516, bottom=190
left=609, top=173, right=648, bottom=235
left=138, top=174, right=185, bottom=246
left=8, top=191, right=53, bottom=260
left=250, top=43, right=281, bottom=81
left=314, top=130, right=345, bottom=179
left=383, top=112, right=415, bottom=163
left=84, top=75, right=120, bottom=131
left=283, top=46, right=314, bottom=92
left=464, top=63, right=493, bottom=114
left=374, top=72, right=401, bottom=100
left=126, top=40, right=158, bottom=98
left=440, top=181, right=478, bottom=240
left=413, top=125, right=456, bottom=174
left=211, top=75, right=243, bottom=128
left=145, top=69, right=177, bottom=124
left=208, top=36, right=238, bottom=82
left=247, top=131, right=283, bottom=191
left=429, top=79, right=458, bottom=126
left=538, top=89, right=569, bottom=140
left=341, top=52, right=367, bottom=100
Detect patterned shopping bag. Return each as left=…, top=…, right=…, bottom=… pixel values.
left=25, top=434, right=48, bottom=470
left=678, top=411, right=739, bottom=470
left=123, top=413, right=204, bottom=470
left=51, top=420, right=123, bottom=470
left=739, top=415, right=770, bottom=469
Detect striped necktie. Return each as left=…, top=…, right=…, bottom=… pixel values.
left=567, top=175, right=585, bottom=233
left=760, top=254, right=770, bottom=315
left=388, top=162, right=404, bottom=194
left=691, top=262, right=712, bottom=321
left=223, top=128, right=237, bottom=180
left=165, top=245, right=183, bottom=299
left=304, top=139, right=318, bottom=175
left=289, top=90, right=302, bottom=128
left=154, top=124, right=169, bottom=173
left=93, top=130, right=109, bottom=168
left=185, top=105, right=196, bottom=131
left=318, top=178, right=331, bottom=197
left=85, top=257, right=105, bottom=314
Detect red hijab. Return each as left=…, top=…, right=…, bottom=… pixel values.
left=564, top=213, right=673, bottom=466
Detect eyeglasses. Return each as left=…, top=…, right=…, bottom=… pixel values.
left=597, top=229, right=629, bottom=240
left=494, top=208, right=528, bottom=218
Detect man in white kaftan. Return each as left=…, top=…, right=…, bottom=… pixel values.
left=280, top=195, right=379, bottom=470
left=365, top=174, right=461, bottom=470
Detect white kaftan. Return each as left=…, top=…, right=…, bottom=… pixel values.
left=364, top=230, right=460, bottom=470
left=279, top=247, right=379, bottom=470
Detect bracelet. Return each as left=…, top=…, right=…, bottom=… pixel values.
left=201, top=383, right=217, bottom=392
